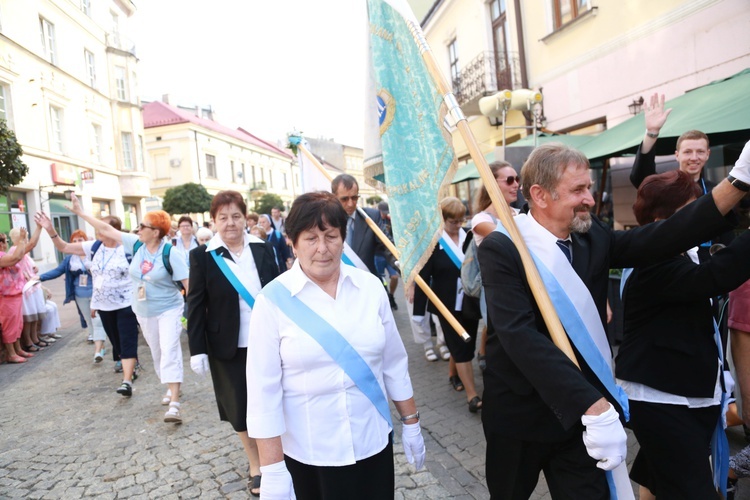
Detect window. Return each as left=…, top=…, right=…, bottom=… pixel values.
left=283, top=173, right=288, bottom=190
left=137, top=135, right=144, bottom=171
left=260, top=167, right=265, bottom=183
left=491, top=0, right=511, bottom=89
left=81, top=0, right=91, bottom=16
left=39, top=17, right=57, bottom=65
left=90, top=123, right=102, bottom=162
left=121, top=132, right=133, bottom=170
left=230, top=160, right=236, bottom=183
left=241, top=163, right=246, bottom=184
left=269, top=170, right=273, bottom=189
left=115, top=66, right=127, bottom=101
left=552, top=0, right=589, bottom=29
left=0, top=83, right=10, bottom=126
left=49, top=105, right=63, bottom=153
left=448, top=38, right=459, bottom=92
left=206, top=154, right=217, bottom=178
left=84, top=50, right=96, bottom=88
left=251, top=165, right=256, bottom=185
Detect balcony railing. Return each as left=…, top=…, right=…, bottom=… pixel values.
left=106, top=32, right=137, bottom=57
left=452, top=51, right=522, bottom=113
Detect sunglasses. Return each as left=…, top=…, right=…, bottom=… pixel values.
left=338, top=195, right=360, bottom=203
left=503, top=176, right=520, bottom=186
left=139, top=223, right=155, bottom=230
left=0, top=239, right=6, bottom=244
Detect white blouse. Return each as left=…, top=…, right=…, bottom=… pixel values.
left=246, top=261, right=413, bottom=466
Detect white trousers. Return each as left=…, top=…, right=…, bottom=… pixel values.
left=136, top=305, right=184, bottom=384
left=75, top=296, right=106, bottom=341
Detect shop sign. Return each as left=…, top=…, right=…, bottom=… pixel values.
left=50, top=163, right=77, bottom=186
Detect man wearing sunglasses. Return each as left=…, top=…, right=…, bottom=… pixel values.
left=331, top=174, right=382, bottom=276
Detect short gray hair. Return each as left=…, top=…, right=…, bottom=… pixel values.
left=520, top=143, right=589, bottom=202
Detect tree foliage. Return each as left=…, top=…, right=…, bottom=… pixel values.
left=0, top=120, right=28, bottom=193
left=366, top=195, right=383, bottom=206
left=162, top=183, right=213, bottom=215
left=254, top=193, right=285, bottom=215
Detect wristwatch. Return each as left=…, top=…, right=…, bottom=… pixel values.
left=400, top=411, right=420, bottom=423
left=646, top=131, right=659, bottom=139
left=728, top=175, right=750, bottom=192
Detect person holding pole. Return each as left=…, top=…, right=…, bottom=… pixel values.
left=331, top=173, right=382, bottom=275
left=246, top=191, right=424, bottom=499
left=478, top=142, right=748, bottom=499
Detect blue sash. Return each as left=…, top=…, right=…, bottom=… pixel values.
left=341, top=253, right=355, bottom=267
left=211, top=250, right=255, bottom=308
left=262, top=280, right=393, bottom=428
left=439, top=236, right=462, bottom=270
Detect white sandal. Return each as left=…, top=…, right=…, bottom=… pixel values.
left=424, top=347, right=438, bottom=362
left=438, top=344, right=451, bottom=361
left=164, top=402, right=182, bottom=424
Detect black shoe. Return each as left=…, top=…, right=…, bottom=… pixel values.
left=468, top=396, right=483, bottom=413
left=116, top=382, right=132, bottom=397
left=388, top=293, right=398, bottom=310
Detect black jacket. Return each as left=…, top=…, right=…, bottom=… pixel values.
left=617, top=229, right=750, bottom=397
left=478, top=194, right=734, bottom=442
left=187, top=240, right=279, bottom=360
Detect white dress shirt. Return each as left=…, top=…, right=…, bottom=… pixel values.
left=246, top=260, right=413, bottom=466
left=206, top=233, right=263, bottom=347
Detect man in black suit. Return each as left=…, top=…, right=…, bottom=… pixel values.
left=331, top=174, right=382, bottom=275
left=478, top=142, right=747, bottom=499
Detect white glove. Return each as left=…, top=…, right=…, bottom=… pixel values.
left=728, top=140, right=750, bottom=184
left=402, top=421, right=426, bottom=470
left=581, top=403, right=627, bottom=471
left=190, top=354, right=209, bottom=377
left=259, top=460, right=296, bottom=499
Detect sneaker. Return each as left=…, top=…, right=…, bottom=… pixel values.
left=388, top=293, right=398, bottom=310
left=164, top=402, right=182, bottom=424
left=116, top=381, right=132, bottom=397
left=114, top=360, right=123, bottom=373
left=87, top=334, right=94, bottom=344
left=94, top=351, right=103, bottom=363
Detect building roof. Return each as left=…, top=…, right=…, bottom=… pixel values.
left=142, top=101, right=292, bottom=159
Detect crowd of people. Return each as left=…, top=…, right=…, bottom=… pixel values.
left=4, top=95, right=750, bottom=498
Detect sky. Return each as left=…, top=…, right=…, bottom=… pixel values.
left=131, top=1, right=368, bottom=148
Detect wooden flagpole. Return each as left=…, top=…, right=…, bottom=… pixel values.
left=404, top=21, right=580, bottom=367
left=297, top=144, right=471, bottom=342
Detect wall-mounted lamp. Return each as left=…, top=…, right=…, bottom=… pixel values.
left=628, top=96, right=644, bottom=115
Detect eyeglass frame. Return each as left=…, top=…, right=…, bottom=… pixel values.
left=138, top=223, right=156, bottom=230
left=503, top=175, right=520, bottom=186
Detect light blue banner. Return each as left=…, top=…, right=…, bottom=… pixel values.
left=366, top=0, right=457, bottom=286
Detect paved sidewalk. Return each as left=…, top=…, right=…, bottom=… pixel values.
left=2, top=276, right=750, bottom=498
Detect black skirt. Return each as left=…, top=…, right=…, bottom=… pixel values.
left=208, top=347, right=248, bottom=432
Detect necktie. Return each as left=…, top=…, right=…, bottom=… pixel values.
left=346, top=216, right=354, bottom=246
left=556, top=239, right=572, bottom=264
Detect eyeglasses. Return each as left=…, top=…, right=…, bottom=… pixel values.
left=503, top=176, right=520, bottom=186
left=0, top=239, right=6, bottom=244
left=139, top=223, right=155, bottom=230
left=338, top=195, right=360, bottom=203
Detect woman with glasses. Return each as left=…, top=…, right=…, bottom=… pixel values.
left=471, top=161, right=520, bottom=369
left=36, top=211, right=141, bottom=393
left=39, top=230, right=107, bottom=363
left=59, top=196, right=189, bottom=423
left=412, top=197, right=483, bottom=412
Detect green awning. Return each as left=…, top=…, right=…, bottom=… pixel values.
left=451, top=151, right=496, bottom=183
left=579, top=68, right=750, bottom=161
left=507, top=132, right=595, bottom=149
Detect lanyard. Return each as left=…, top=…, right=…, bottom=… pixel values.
left=98, top=245, right=118, bottom=274
left=139, top=242, right=163, bottom=280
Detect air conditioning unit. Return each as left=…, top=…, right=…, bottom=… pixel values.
left=170, top=158, right=181, bottom=168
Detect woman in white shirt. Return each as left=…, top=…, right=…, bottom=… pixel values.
left=246, top=191, right=425, bottom=499
left=470, top=161, right=519, bottom=369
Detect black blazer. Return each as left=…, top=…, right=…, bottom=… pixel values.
left=350, top=207, right=383, bottom=275
left=187, top=240, right=279, bottom=361
left=478, top=193, right=734, bottom=442
left=617, top=229, right=750, bottom=397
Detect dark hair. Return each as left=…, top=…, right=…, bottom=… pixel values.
left=101, top=215, right=122, bottom=231
left=676, top=130, right=709, bottom=151
left=474, top=161, right=514, bottom=213
left=178, top=215, right=193, bottom=226
left=633, top=170, right=701, bottom=225
left=331, top=174, right=358, bottom=194
left=210, top=190, right=247, bottom=220
left=246, top=212, right=259, bottom=223
left=286, top=191, right=347, bottom=245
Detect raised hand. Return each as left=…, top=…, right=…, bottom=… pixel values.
left=644, top=93, right=672, bottom=134
left=65, top=193, right=83, bottom=215
left=34, top=212, right=53, bottom=231
left=19, top=227, right=28, bottom=241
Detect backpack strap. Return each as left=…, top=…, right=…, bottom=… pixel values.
left=162, top=243, right=173, bottom=276
left=90, top=240, right=103, bottom=259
